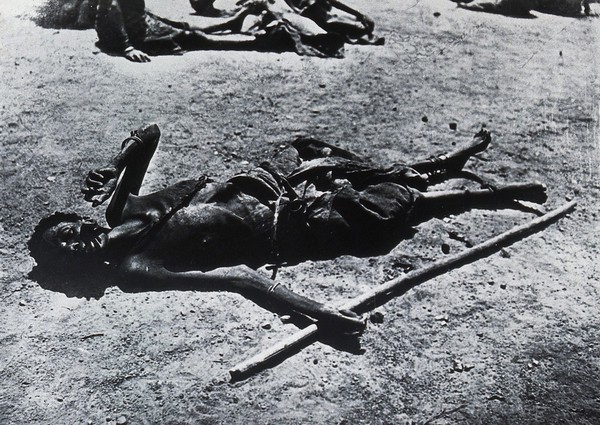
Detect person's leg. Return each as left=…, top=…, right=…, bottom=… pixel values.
left=583, top=0, right=591, bottom=15
left=287, top=130, right=493, bottom=191
left=321, top=19, right=368, bottom=38
left=455, top=0, right=534, bottom=16
left=175, top=30, right=264, bottom=51
left=409, top=129, right=491, bottom=175
left=409, top=182, right=547, bottom=225
left=195, top=5, right=265, bottom=34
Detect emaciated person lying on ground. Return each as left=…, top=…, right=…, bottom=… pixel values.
left=28, top=124, right=548, bottom=333
left=451, top=0, right=593, bottom=17
left=35, top=0, right=381, bottom=62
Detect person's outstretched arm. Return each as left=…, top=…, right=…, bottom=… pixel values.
left=120, top=255, right=366, bottom=334
left=82, top=124, right=161, bottom=226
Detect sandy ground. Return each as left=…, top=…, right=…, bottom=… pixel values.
left=1, top=0, right=599, bottom=424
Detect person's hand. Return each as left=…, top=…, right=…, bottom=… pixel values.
left=124, top=48, right=151, bottom=63
left=322, top=306, right=367, bottom=335
left=82, top=166, right=119, bottom=207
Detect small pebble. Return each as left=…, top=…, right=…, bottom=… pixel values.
left=369, top=311, right=385, bottom=324
left=433, top=11, right=441, bottom=17
left=449, top=122, right=457, bottom=130
left=116, top=416, right=128, bottom=425
left=500, top=283, right=507, bottom=289
left=488, top=393, right=505, bottom=401
left=421, top=115, right=429, bottom=123
left=261, top=322, right=272, bottom=330
left=441, top=243, right=450, bottom=254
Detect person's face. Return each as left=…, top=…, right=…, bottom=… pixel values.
left=43, top=218, right=108, bottom=255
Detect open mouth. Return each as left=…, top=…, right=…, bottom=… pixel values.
left=82, top=232, right=108, bottom=253
left=77, top=222, right=108, bottom=254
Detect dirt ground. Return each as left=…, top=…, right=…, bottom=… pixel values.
left=1, top=0, right=599, bottom=424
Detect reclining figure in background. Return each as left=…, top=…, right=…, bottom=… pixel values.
left=34, top=0, right=382, bottom=61
left=29, top=124, right=547, bottom=333
left=191, top=0, right=384, bottom=46
left=451, top=0, right=593, bottom=17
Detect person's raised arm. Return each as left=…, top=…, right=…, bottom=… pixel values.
left=82, top=124, right=161, bottom=226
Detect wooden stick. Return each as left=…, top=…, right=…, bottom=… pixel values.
left=229, top=201, right=576, bottom=380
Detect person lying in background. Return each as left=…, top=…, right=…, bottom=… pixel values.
left=451, top=0, right=592, bottom=17
left=210, top=0, right=384, bottom=45
left=34, top=0, right=382, bottom=61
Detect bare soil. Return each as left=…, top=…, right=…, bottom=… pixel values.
left=1, top=0, right=599, bottom=424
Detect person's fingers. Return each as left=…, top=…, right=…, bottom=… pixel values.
left=82, top=187, right=96, bottom=197
left=339, top=308, right=359, bottom=319
left=87, top=170, right=104, bottom=182
left=130, top=51, right=150, bottom=62
left=85, top=178, right=103, bottom=189
left=87, top=172, right=113, bottom=187
left=91, top=192, right=110, bottom=207
left=83, top=182, right=111, bottom=194
left=83, top=190, right=102, bottom=203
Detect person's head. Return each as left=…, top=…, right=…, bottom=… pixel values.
left=28, top=212, right=117, bottom=299
left=28, top=212, right=109, bottom=270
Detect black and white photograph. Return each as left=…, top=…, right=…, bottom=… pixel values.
left=1, top=0, right=598, bottom=423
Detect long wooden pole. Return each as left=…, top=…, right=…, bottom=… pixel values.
left=229, top=201, right=576, bottom=380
